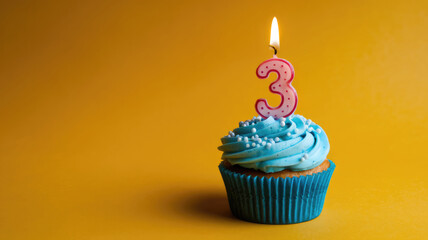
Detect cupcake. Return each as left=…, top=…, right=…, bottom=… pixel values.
left=218, top=115, right=335, bottom=224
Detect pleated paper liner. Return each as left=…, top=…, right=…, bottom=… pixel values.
left=219, top=160, right=335, bottom=224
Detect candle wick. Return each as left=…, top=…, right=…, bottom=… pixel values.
left=269, top=45, right=278, bottom=55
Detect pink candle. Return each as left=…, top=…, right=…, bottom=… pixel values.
left=255, top=17, right=298, bottom=119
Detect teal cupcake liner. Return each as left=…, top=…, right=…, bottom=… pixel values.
left=219, top=160, right=335, bottom=224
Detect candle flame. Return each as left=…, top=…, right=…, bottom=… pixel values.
left=270, top=17, right=280, bottom=51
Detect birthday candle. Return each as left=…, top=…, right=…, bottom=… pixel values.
left=255, top=17, right=298, bottom=119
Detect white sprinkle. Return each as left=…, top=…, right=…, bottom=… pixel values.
left=280, top=121, right=285, bottom=127
left=262, top=141, right=266, bottom=146
left=257, top=116, right=262, bottom=120
left=244, top=137, right=249, bottom=142
left=269, top=139, right=276, bottom=144
left=266, top=143, right=272, bottom=149
left=280, top=117, right=285, bottom=121
left=237, top=137, right=242, bottom=142
left=287, top=132, right=291, bottom=136
left=274, top=137, right=280, bottom=142
left=251, top=128, right=256, bottom=133
left=251, top=136, right=255, bottom=140
left=308, top=127, right=314, bottom=132
left=227, top=134, right=231, bottom=138
left=229, top=131, right=235, bottom=137
left=254, top=134, right=259, bottom=138
left=303, top=153, right=308, bottom=158
left=256, top=144, right=260, bottom=147
left=307, top=119, right=312, bottom=125
left=246, top=144, right=250, bottom=148
left=316, top=129, right=322, bottom=133
left=251, top=123, right=255, bottom=125
left=264, top=137, right=268, bottom=140
left=252, top=143, right=256, bottom=147
left=300, top=157, right=306, bottom=161
left=257, top=138, right=262, bottom=143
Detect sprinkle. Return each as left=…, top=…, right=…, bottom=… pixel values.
left=266, top=143, right=272, bottom=149
left=280, top=117, right=285, bottom=121
left=300, top=157, right=306, bottom=161
left=264, top=137, right=268, bottom=140
left=257, top=138, right=262, bottom=143
left=244, top=137, right=249, bottom=142
left=306, top=119, right=312, bottom=125
left=262, top=141, right=266, bottom=146
left=303, top=153, right=308, bottom=158
left=254, top=134, right=259, bottom=138
left=237, top=137, right=242, bottom=142
left=227, top=134, right=231, bottom=138
left=251, top=136, right=255, bottom=140
left=257, top=116, right=262, bottom=121
left=251, top=128, right=257, bottom=133
left=229, top=131, right=235, bottom=137
left=274, top=137, right=280, bottom=142
left=287, top=132, right=291, bottom=136
left=316, top=129, right=322, bottom=133
left=252, top=143, right=256, bottom=147
left=246, top=144, right=250, bottom=148
left=269, top=139, right=276, bottom=144
left=251, top=123, right=255, bottom=125
left=308, top=127, right=314, bottom=132
left=256, top=144, right=260, bottom=147
left=280, top=121, right=285, bottom=127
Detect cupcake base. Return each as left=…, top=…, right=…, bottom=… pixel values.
left=219, top=160, right=335, bottom=224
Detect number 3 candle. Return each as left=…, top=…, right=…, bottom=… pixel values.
left=256, top=17, right=297, bottom=119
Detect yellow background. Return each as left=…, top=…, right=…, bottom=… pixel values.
left=1, top=0, right=427, bottom=239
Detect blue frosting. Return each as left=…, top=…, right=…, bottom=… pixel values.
left=218, top=115, right=330, bottom=173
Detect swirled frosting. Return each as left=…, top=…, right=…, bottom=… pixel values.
left=218, top=115, right=330, bottom=173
